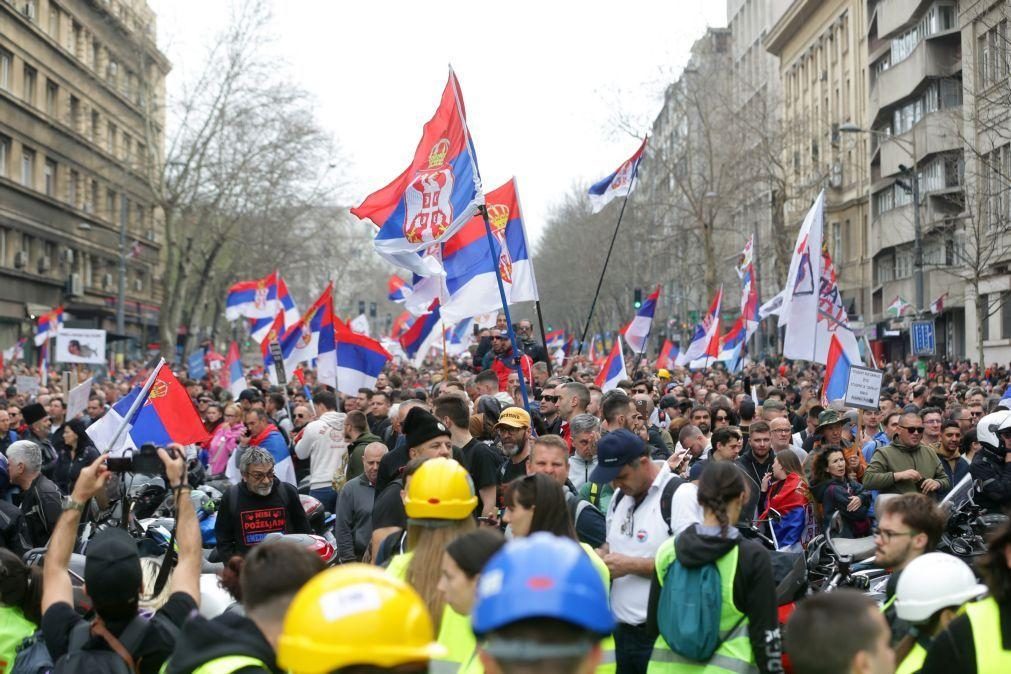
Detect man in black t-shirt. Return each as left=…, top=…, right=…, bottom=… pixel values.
left=434, top=394, right=501, bottom=520
left=495, top=407, right=533, bottom=509
left=41, top=448, right=201, bottom=674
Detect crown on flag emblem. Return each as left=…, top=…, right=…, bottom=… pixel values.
left=487, top=203, right=510, bottom=231
left=145, top=379, right=168, bottom=405
left=428, top=138, right=450, bottom=168
left=253, top=278, right=269, bottom=309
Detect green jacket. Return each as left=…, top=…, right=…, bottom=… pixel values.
left=862, top=441, right=949, bottom=494
left=345, top=432, right=384, bottom=481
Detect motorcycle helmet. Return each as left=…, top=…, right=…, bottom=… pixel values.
left=263, top=532, right=337, bottom=565
left=299, top=494, right=326, bottom=533
left=894, top=552, right=987, bottom=622
left=978, top=410, right=1011, bottom=451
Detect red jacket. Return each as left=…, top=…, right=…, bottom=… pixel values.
left=491, top=351, right=534, bottom=391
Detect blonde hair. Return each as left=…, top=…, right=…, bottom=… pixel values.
left=139, top=558, right=172, bottom=611
left=405, top=517, right=476, bottom=620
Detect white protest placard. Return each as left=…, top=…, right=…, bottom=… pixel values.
left=66, top=376, right=94, bottom=420
left=15, top=375, right=39, bottom=396
left=844, top=366, right=884, bottom=411
left=55, top=328, right=106, bottom=364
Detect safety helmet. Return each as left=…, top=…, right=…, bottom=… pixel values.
left=894, top=552, right=988, bottom=623
left=471, top=532, right=615, bottom=637
left=403, top=457, right=477, bottom=521
left=657, top=368, right=671, bottom=380
left=977, top=410, right=1011, bottom=451
left=277, top=564, right=445, bottom=674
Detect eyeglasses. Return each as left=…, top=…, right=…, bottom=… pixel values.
left=245, top=469, right=275, bottom=482
left=492, top=336, right=509, bottom=341
left=295, top=413, right=307, bottom=419
left=873, top=527, right=916, bottom=543
left=715, top=415, right=729, bottom=421
left=899, top=425, right=924, bottom=434
left=540, top=395, right=559, bottom=403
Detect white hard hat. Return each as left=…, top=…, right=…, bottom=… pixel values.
left=980, top=410, right=1011, bottom=450
left=894, top=552, right=988, bottom=623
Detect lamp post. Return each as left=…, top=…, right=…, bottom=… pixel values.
left=839, top=123, right=923, bottom=315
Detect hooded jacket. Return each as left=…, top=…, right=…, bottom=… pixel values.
left=164, top=611, right=279, bottom=674
left=294, top=411, right=349, bottom=490
left=862, top=441, right=949, bottom=495
left=345, top=431, right=383, bottom=482
left=969, top=446, right=1011, bottom=511
left=646, top=524, right=782, bottom=674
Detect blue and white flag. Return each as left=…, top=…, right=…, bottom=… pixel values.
left=588, top=138, right=647, bottom=213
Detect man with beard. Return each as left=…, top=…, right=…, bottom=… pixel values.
left=495, top=407, right=533, bottom=504
left=19, top=403, right=58, bottom=480
left=689, top=404, right=711, bottom=440
left=936, top=420, right=969, bottom=499
left=214, top=446, right=312, bottom=559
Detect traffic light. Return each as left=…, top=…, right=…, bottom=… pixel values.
left=358, top=300, right=366, bottom=315
left=633, top=288, right=643, bottom=310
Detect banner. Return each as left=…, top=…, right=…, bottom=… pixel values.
left=55, top=328, right=106, bottom=364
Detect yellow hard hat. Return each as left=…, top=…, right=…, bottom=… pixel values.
left=403, top=457, right=477, bottom=521
left=657, top=368, right=671, bottom=380
left=277, top=564, right=445, bottom=673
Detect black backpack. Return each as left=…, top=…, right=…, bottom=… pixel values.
left=53, top=615, right=152, bottom=674
left=611, top=475, right=687, bottom=536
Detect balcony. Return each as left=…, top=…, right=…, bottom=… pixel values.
left=873, top=204, right=917, bottom=253
left=877, top=0, right=928, bottom=39
left=870, top=39, right=959, bottom=119
left=879, top=110, right=962, bottom=176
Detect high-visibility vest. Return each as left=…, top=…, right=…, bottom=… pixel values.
left=965, top=597, right=1011, bottom=672
left=0, top=606, right=36, bottom=674
left=388, top=551, right=475, bottom=674
left=895, top=641, right=927, bottom=674
left=191, top=655, right=270, bottom=674
left=579, top=543, right=616, bottom=674
left=647, top=539, right=756, bottom=674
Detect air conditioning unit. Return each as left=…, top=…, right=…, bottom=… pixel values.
left=107, top=62, right=118, bottom=77
left=63, top=249, right=74, bottom=265
left=133, top=278, right=143, bottom=292
left=102, top=272, right=113, bottom=290
left=13, top=251, right=27, bottom=268
left=23, top=1, right=35, bottom=20
left=38, top=255, right=51, bottom=273
left=69, top=273, right=83, bottom=296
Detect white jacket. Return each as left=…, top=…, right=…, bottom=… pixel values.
left=295, top=411, right=349, bottom=490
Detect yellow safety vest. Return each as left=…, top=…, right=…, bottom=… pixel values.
left=579, top=543, right=617, bottom=674
left=895, top=641, right=927, bottom=674
left=388, top=551, right=474, bottom=674
left=0, top=606, right=35, bottom=674
left=646, top=539, right=756, bottom=674
left=965, top=597, right=1011, bottom=673
left=159, top=654, right=269, bottom=674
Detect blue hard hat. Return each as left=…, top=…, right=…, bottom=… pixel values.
left=471, top=532, right=615, bottom=637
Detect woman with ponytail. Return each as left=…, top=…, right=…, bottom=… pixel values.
left=0, top=548, right=42, bottom=669
left=645, top=462, right=782, bottom=673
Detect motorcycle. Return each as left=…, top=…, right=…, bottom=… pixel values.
left=938, top=474, right=1009, bottom=560
left=805, top=509, right=889, bottom=600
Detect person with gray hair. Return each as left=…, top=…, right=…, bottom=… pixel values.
left=214, top=445, right=312, bottom=560
left=7, top=440, right=62, bottom=548
left=569, top=413, right=601, bottom=490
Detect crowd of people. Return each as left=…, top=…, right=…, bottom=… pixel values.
left=0, top=321, right=1011, bottom=673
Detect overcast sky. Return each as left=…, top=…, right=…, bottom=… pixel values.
left=149, top=1, right=727, bottom=245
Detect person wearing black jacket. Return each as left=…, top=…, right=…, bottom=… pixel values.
left=646, top=461, right=781, bottom=673
left=18, top=403, right=58, bottom=481
left=969, top=416, right=1011, bottom=512
left=0, top=499, right=31, bottom=557
left=164, top=540, right=324, bottom=674
left=7, top=441, right=61, bottom=548
left=215, top=446, right=312, bottom=560
left=52, top=418, right=100, bottom=495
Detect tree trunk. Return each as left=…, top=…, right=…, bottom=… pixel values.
left=702, top=219, right=718, bottom=301
left=975, top=281, right=986, bottom=367
left=770, top=186, right=791, bottom=288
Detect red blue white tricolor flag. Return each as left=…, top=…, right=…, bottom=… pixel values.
left=399, top=300, right=442, bottom=366
left=545, top=329, right=566, bottom=351
left=594, top=340, right=627, bottom=393
left=248, top=275, right=299, bottom=344
left=334, top=322, right=393, bottom=395
left=276, top=284, right=336, bottom=388
left=622, top=285, right=660, bottom=354
left=34, top=306, right=64, bottom=347
left=226, top=341, right=247, bottom=399
left=388, top=275, right=413, bottom=303
left=657, top=339, right=677, bottom=370
left=226, top=271, right=283, bottom=322
left=677, top=287, right=723, bottom=369
left=588, top=138, right=647, bottom=213
left=351, top=69, right=483, bottom=277
left=822, top=333, right=852, bottom=404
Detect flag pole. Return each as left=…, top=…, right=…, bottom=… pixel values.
left=107, top=358, right=165, bottom=454
left=578, top=172, right=637, bottom=355
left=511, top=177, right=553, bottom=376
left=448, top=66, right=530, bottom=410
left=441, top=320, right=449, bottom=383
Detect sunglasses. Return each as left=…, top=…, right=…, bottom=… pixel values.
left=295, top=413, right=307, bottom=419
left=715, top=415, right=729, bottom=421
left=900, top=425, right=924, bottom=433
left=492, top=336, right=509, bottom=341
left=540, top=395, right=559, bottom=403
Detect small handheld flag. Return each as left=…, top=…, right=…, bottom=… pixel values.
left=594, top=340, right=627, bottom=393
left=886, top=296, right=912, bottom=317
left=588, top=138, right=647, bottom=213
left=822, top=334, right=852, bottom=404
left=622, top=286, right=660, bottom=354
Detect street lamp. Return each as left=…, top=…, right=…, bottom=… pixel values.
left=839, top=123, right=923, bottom=315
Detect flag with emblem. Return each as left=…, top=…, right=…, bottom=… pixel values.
left=588, top=138, right=647, bottom=213
left=351, top=69, right=483, bottom=276
left=34, top=306, right=64, bottom=347
left=248, top=275, right=299, bottom=343
left=275, top=284, right=335, bottom=387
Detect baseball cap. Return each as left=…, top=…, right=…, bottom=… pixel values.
left=84, top=528, right=143, bottom=607
left=495, top=407, right=531, bottom=430
left=589, top=429, right=648, bottom=484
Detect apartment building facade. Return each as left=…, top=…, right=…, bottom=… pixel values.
left=0, top=0, right=168, bottom=354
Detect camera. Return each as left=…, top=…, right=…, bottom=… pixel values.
left=107, top=443, right=173, bottom=475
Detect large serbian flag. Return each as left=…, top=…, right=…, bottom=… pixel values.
left=676, top=286, right=723, bottom=369
left=588, top=138, right=647, bottom=213
left=334, top=324, right=393, bottom=395
left=226, top=271, right=282, bottom=321
left=352, top=69, right=483, bottom=277
left=249, top=275, right=299, bottom=343
left=595, top=340, right=627, bottom=393
left=87, top=360, right=209, bottom=452
left=34, top=306, right=64, bottom=347
left=622, top=286, right=660, bottom=354
left=276, top=284, right=336, bottom=387
left=822, top=334, right=853, bottom=404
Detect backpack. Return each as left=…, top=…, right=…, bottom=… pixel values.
left=611, top=475, right=686, bottom=536
left=11, top=631, right=53, bottom=674
left=53, top=614, right=151, bottom=674
left=656, top=547, right=745, bottom=661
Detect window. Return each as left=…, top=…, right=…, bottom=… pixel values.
left=21, top=148, right=35, bottom=187
left=106, top=189, right=116, bottom=221
left=92, top=41, right=101, bottom=71
left=68, top=168, right=78, bottom=206
left=1003, top=293, right=1011, bottom=339
left=43, top=158, right=56, bottom=196
left=48, top=5, right=59, bottom=37
left=23, top=65, right=36, bottom=106
left=0, top=135, right=8, bottom=177
left=106, top=122, right=116, bottom=155
left=0, top=49, right=11, bottom=91
left=69, top=95, right=80, bottom=130
left=979, top=21, right=1010, bottom=89
left=896, top=249, right=913, bottom=278
left=90, top=110, right=98, bottom=141
left=86, top=179, right=97, bottom=214
left=875, top=188, right=895, bottom=215
left=45, top=80, right=58, bottom=116
left=123, top=133, right=132, bottom=162
left=72, top=22, right=82, bottom=57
